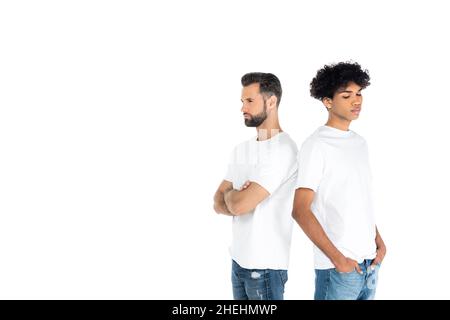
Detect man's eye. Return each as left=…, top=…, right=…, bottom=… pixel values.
left=342, top=96, right=350, bottom=99
left=356, top=93, right=362, bottom=96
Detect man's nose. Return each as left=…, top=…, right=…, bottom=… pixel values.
left=353, top=96, right=362, bottom=105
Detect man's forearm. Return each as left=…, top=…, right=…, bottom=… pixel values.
left=293, top=208, right=345, bottom=266
left=223, top=189, right=246, bottom=215
left=222, top=181, right=268, bottom=216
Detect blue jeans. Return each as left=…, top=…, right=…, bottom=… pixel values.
left=314, top=259, right=380, bottom=300
left=231, top=260, right=288, bottom=300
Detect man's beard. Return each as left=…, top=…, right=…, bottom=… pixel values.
left=244, top=102, right=268, bottom=127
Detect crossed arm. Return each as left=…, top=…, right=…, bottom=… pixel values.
left=213, top=180, right=270, bottom=216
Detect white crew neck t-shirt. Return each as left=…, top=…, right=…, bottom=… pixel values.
left=296, top=126, right=377, bottom=270
left=225, top=132, right=298, bottom=270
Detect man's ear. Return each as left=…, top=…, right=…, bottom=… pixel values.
left=322, top=97, right=332, bottom=111
left=267, top=95, right=278, bottom=110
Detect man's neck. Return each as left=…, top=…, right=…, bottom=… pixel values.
left=256, top=125, right=282, bottom=141
left=325, top=116, right=351, bottom=131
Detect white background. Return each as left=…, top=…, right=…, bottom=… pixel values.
left=1, top=0, right=449, bottom=299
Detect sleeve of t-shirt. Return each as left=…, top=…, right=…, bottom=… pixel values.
left=248, top=143, right=297, bottom=194
left=224, top=147, right=235, bottom=182
left=295, top=138, right=324, bottom=192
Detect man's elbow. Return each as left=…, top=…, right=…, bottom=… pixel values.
left=213, top=191, right=224, bottom=214
left=292, top=207, right=308, bottom=226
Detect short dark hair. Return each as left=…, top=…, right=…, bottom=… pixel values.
left=310, top=62, right=370, bottom=100
left=241, top=72, right=282, bottom=106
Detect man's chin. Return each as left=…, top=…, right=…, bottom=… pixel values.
left=244, top=120, right=256, bottom=127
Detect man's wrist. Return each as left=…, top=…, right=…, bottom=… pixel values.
left=331, top=253, right=346, bottom=268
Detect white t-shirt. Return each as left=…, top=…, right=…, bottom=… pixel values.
left=296, top=125, right=377, bottom=269
left=225, top=132, right=298, bottom=270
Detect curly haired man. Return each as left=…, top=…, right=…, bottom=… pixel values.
left=292, top=62, right=387, bottom=300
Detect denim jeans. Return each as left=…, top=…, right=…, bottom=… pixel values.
left=314, top=259, right=380, bottom=300
left=231, top=260, right=288, bottom=300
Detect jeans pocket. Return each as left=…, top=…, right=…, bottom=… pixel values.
left=333, top=268, right=356, bottom=275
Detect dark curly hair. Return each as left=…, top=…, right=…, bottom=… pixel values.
left=241, top=72, right=282, bottom=106
left=310, top=62, right=370, bottom=100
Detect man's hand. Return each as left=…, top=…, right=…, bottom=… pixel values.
left=334, top=256, right=363, bottom=274
left=370, top=227, right=386, bottom=269
left=239, top=180, right=251, bottom=190
left=370, top=244, right=386, bottom=269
